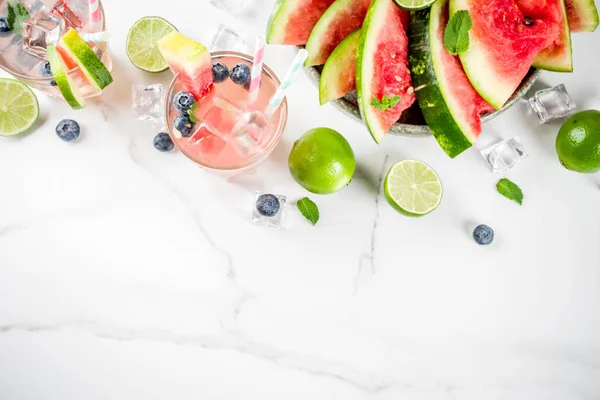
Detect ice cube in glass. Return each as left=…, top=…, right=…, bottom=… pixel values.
left=481, top=137, right=529, bottom=173
left=132, top=84, right=164, bottom=122
left=22, top=11, right=65, bottom=58
left=252, top=192, right=286, bottom=229
left=210, top=24, right=250, bottom=53
left=210, top=0, right=254, bottom=16
left=528, top=84, right=575, bottom=123
left=51, top=0, right=83, bottom=29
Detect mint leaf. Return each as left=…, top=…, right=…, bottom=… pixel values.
left=297, top=197, right=319, bottom=226
left=444, top=10, right=472, bottom=55
left=370, top=95, right=401, bottom=111
left=496, top=178, right=523, bottom=205
left=187, top=103, right=199, bottom=122
left=7, top=1, right=30, bottom=35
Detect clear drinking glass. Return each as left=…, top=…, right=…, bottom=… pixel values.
left=164, top=51, right=288, bottom=178
left=0, top=0, right=112, bottom=99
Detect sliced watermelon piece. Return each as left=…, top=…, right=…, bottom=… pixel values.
left=304, top=0, right=372, bottom=66
left=450, top=0, right=561, bottom=109
left=319, top=29, right=360, bottom=105
left=409, top=0, right=493, bottom=158
left=565, top=0, right=599, bottom=31
left=356, top=0, right=414, bottom=143
left=526, top=0, right=573, bottom=72
left=266, top=0, right=337, bottom=45
left=157, top=31, right=213, bottom=100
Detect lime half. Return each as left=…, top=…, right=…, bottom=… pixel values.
left=393, top=0, right=436, bottom=10
left=0, top=78, right=39, bottom=137
left=127, top=17, right=177, bottom=72
left=384, top=160, right=442, bottom=217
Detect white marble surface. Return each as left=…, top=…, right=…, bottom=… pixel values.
left=1, top=1, right=600, bottom=398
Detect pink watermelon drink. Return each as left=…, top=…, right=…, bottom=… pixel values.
left=0, top=0, right=112, bottom=99
left=164, top=51, right=288, bottom=173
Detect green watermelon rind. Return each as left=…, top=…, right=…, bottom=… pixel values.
left=566, top=0, right=599, bottom=32
left=266, top=0, right=290, bottom=44
left=533, top=0, right=573, bottom=72
left=409, top=1, right=475, bottom=158
left=319, top=29, right=360, bottom=105
left=356, top=0, right=395, bottom=143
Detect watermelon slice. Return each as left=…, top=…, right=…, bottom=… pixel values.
left=527, top=0, right=573, bottom=72
left=266, top=0, right=337, bottom=45
left=565, top=0, right=599, bottom=32
left=356, top=0, right=415, bottom=143
left=157, top=31, right=213, bottom=100
left=319, top=29, right=360, bottom=105
left=450, top=0, right=561, bottom=109
left=409, top=0, right=493, bottom=158
left=304, top=0, right=372, bottom=66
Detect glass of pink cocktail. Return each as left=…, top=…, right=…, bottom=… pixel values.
left=164, top=51, right=288, bottom=176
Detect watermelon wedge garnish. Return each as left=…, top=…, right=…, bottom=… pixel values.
left=266, top=0, right=336, bottom=45
left=409, top=0, right=493, bottom=158
left=356, top=0, right=415, bottom=143
left=304, top=0, right=372, bottom=66
left=157, top=31, right=213, bottom=99
left=450, top=0, right=562, bottom=109
left=319, top=29, right=360, bottom=105
left=565, top=0, right=599, bottom=32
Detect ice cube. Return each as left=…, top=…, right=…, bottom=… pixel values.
left=480, top=137, right=529, bottom=173
left=51, top=0, right=82, bottom=29
left=132, top=84, right=164, bottom=125
left=62, top=0, right=91, bottom=26
left=252, top=192, right=286, bottom=229
left=22, top=11, right=65, bottom=59
left=528, top=84, right=576, bottom=124
left=210, top=24, right=250, bottom=53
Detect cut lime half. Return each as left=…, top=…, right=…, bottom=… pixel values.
left=0, top=78, right=39, bottom=137
left=393, top=0, right=436, bottom=10
left=48, top=45, right=86, bottom=110
left=384, top=160, right=443, bottom=217
left=127, top=16, right=177, bottom=72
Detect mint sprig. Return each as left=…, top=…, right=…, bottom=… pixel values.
left=370, top=95, right=401, bottom=111
left=496, top=178, right=523, bottom=205
left=444, top=10, right=472, bottom=55
left=7, top=1, right=30, bottom=35
left=297, top=197, right=319, bottom=226
left=187, top=103, right=199, bottom=122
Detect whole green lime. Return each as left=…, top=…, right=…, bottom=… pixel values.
left=288, top=128, right=356, bottom=194
left=556, top=110, right=600, bottom=173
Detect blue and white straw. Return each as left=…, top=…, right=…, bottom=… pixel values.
left=264, top=49, right=308, bottom=120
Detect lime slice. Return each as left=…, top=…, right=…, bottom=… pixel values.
left=0, top=78, right=39, bottom=137
left=127, top=17, right=177, bottom=72
left=384, top=160, right=443, bottom=217
left=393, top=0, right=436, bottom=10
left=48, top=45, right=86, bottom=110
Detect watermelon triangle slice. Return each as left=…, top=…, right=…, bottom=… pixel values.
left=528, top=0, right=573, bottom=72
left=319, top=29, right=360, bottom=105
left=266, top=0, right=337, bottom=45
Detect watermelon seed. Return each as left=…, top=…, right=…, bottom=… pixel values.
left=523, top=16, right=534, bottom=26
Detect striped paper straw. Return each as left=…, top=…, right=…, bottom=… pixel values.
left=246, top=36, right=266, bottom=111
left=89, top=0, right=101, bottom=23
left=264, top=49, right=308, bottom=120
left=80, top=31, right=109, bottom=43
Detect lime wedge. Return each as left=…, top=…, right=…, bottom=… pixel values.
left=127, top=17, right=177, bottom=73
left=384, top=160, right=443, bottom=217
left=0, top=78, right=39, bottom=137
left=393, top=0, right=436, bottom=10
left=48, top=45, right=86, bottom=110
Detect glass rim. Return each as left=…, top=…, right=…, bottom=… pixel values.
left=164, top=50, right=289, bottom=172
left=0, top=0, right=107, bottom=82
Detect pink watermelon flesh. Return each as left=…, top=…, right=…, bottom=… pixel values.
left=565, top=0, right=599, bottom=31
left=369, top=6, right=415, bottom=134
left=305, top=0, right=372, bottom=66
left=268, top=0, right=337, bottom=45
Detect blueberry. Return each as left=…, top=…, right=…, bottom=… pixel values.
left=473, top=224, right=494, bottom=245
left=256, top=194, right=280, bottom=217
left=0, top=17, right=9, bottom=35
left=212, top=62, right=229, bottom=83
left=55, top=119, right=80, bottom=142
left=173, top=91, right=196, bottom=112
left=153, top=132, right=174, bottom=152
left=40, top=61, right=52, bottom=77
left=173, top=113, right=195, bottom=137
left=230, top=63, right=251, bottom=86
